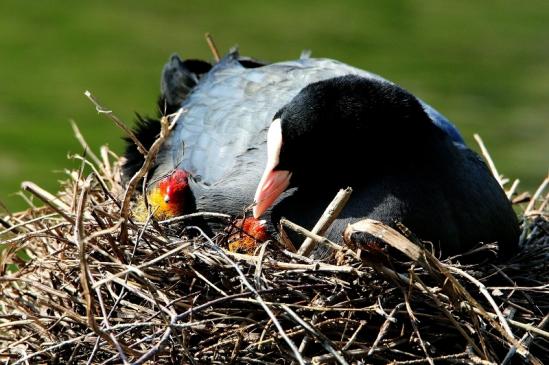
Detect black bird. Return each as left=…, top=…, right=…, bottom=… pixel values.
left=254, top=75, right=519, bottom=258
left=123, top=51, right=519, bottom=258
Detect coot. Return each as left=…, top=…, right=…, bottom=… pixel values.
left=123, top=51, right=519, bottom=258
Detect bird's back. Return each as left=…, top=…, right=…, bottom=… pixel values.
left=155, top=52, right=457, bottom=189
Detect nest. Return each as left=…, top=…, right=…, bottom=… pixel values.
left=0, top=100, right=548, bottom=365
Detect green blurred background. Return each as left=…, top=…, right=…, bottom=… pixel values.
left=1, top=1, right=547, bottom=213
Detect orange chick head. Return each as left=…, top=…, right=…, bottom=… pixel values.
left=148, top=169, right=189, bottom=219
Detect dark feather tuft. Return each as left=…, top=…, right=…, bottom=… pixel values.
left=121, top=112, right=162, bottom=183
left=122, top=55, right=214, bottom=183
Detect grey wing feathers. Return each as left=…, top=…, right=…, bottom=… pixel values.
left=155, top=55, right=460, bottom=187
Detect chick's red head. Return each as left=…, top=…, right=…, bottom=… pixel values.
left=228, top=217, right=270, bottom=254
left=148, top=169, right=189, bottom=219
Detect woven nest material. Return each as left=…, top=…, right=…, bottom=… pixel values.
left=0, top=111, right=548, bottom=364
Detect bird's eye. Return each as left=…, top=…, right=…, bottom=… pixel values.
left=164, top=195, right=170, bottom=203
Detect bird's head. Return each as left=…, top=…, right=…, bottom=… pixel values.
left=148, top=169, right=190, bottom=219
left=253, top=75, right=435, bottom=218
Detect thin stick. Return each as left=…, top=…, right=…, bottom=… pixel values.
left=474, top=134, right=503, bottom=187
left=254, top=241, right=269, bottom=290
left=448, top=266, right=514, bottom=338
left=368, top=304, right=402, bottom=355
left=0, top=213, right=58, bottom=236
left=342, top=320, right=365, bottom=351
left=538, top=191, right=549, bottom=214
left=225, top=251, right=365, bottom=275
left=0, top=223, right=70, bottom=246
left=506, top=179, right=520, bottom=200
left=311, top=340, right=407, bottom=364
left=91, top=240, right=192, bottom=288
left=403, top=284, right=434, bottom=365
left=100, top=145, right=114, bottom=182
left=0, top=276, right=82, bottom=305
left=71, top=121, right=102, bottom=168
left=410, top=271, right=483, bottom=356
left=119, top=109, right=182, bottom=244
left=297, top=187, right=352, bottom=256
left=70, top=158, right=116, bottom=208
left=12, top=334, right=91, bottom=365
left=84, top=91, right=147, bottom=156
left=476, top=310, right=549, bottom=340
left=0, top=217, right=18, bottom=234
left=525, top=175, right=548, bottom=214
left=295, top=312, right=318, bottom=359
left=71, top=148, right=87, bottom=215
left=372, top=352, right=474, bottom=365
left=21, top=182, right=74, bottom=224
left=281, top=218, right=359, bottom=260
left=191, top=268, right=228, bottom=297
left=281, top=304, right=349, bottom=365
left=15, top=191, right=36, bottom=209
left=159, top=211, right=231, bottom=225
left=205, top=33, right=221, bottom=62
left=502, top=313, right=549, bottom=365
left=0, top=199, right=12, bottom=217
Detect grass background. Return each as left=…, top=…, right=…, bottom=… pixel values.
left=0, top=1, right=547, bottom=212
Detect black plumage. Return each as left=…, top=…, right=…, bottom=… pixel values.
left=268, top=75, right=519, bottom=258
left=121, top=113, right=161, bottom=183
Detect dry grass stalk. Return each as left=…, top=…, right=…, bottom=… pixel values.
left=297, top=187, right=352, bottom=256
left=474, top=134, right=503, bottom=187
left=85, top=91, right=148, bottom=156
left=205, top=33, right=221, bottom=63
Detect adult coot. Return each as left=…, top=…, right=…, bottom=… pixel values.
left=123, top=51, right=519, bottom=258
left=253, top=74, right=519, bottom=258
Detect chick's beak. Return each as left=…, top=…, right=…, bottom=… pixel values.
left=253, top=118, right=291, bottom=218
left=147, top=169, right=189, bottom=219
